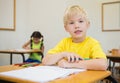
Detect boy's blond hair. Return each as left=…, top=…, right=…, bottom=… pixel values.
left=63, top=5, right=89, bottom=26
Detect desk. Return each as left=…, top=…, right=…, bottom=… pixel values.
left=106, top=55, right=120, bottom=74
left=0, top=49, right=42, bottom=64
left=0, top=65, right=111, bottom=83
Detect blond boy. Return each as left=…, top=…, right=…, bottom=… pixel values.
left=42, top=5, right=108, bottom=70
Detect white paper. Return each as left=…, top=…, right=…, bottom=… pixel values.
left=8, top=49, right=28, bottom=51
left=14, top=49, right=30, bottom=51
left=0, top=66, right=86, bottom=83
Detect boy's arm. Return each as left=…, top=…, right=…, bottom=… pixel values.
left=42, top=53, right=64, bottom=65
left=42, top=52, right=108, bottom=70
left=42, top=52, right=83, bottom=65
left=58, top=58, right=108, bottom=70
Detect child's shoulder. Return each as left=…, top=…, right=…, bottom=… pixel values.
left=86, top=36, right=99, bottom=43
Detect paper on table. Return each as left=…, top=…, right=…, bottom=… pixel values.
left=14, top=49, right=30, bottom=51
left=8, top=49, right=28, bottom=51
left=0, top=66, right=86, bottom=83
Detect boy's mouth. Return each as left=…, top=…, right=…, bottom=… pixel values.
left=74, top=30, right=82, bottom=34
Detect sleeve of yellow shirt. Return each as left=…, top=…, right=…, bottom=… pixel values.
left=90, top=42, right=107, bottom=59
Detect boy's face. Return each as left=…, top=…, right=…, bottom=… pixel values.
left=64, top=14, right=90, bottom=40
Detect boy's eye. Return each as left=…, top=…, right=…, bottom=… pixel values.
left=79, top=20, right=84, bottom=23
left=68, top=20, right=84, bottom=25
left=69, top=22, right=74, bottom=24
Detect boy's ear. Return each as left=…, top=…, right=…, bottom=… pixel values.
left=64, top=25, right=69, bottom=32
left=87, top=21, right=90, bottom=28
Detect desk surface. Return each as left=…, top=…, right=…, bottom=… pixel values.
left=107, top=55, right=120, bottom=60
left=107, top=55, right=120, bottom=58
left=0, top=49, right=42, bottom=54
left=0, top=65, right=111, bottom=83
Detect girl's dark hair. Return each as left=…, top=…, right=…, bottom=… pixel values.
left=31, top=31, right=42, bottom=39
left=30, top=31, right=44, bottom=49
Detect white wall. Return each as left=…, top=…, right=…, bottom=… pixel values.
left=0, top=0, right=120, bottom=66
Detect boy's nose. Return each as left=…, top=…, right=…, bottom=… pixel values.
left=74, top=23, right=79, bottom=29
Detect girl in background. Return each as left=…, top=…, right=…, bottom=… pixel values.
left=22, top=31, right=44, bottom=63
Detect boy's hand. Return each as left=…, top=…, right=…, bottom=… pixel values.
left=61, top=52, right=83, bottom=63
left=58, top=59, right=70, bottom=68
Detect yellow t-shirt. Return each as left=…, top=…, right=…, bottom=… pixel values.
left=47, top=37, right=106, bottom=59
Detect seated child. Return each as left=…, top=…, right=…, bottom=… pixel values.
left=22, top=31, right=44, bottom=63
left=42, top=5, right=108, bottom=70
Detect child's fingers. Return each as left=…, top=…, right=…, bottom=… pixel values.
left=65, top=53, right=83, bottom=62
left=73, top=57, right=82, bottom=62
left=67, top=56, right=74, bottom=62
left=69, top=56, right=78, bottom=62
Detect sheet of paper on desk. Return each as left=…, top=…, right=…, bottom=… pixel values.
left=0, top=66, right=86, bottom=82
left=9, top=49, right=28, bottom=51
left=15, top=49, right=29, bottom=51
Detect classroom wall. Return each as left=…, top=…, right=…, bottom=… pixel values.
left=0, top=0, right=120, bottom=66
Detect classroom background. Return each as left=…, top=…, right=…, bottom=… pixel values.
left=0, top=0, right=120, bottom=66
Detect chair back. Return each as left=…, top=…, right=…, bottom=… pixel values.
left=112, top=49, right=120, bottom=56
